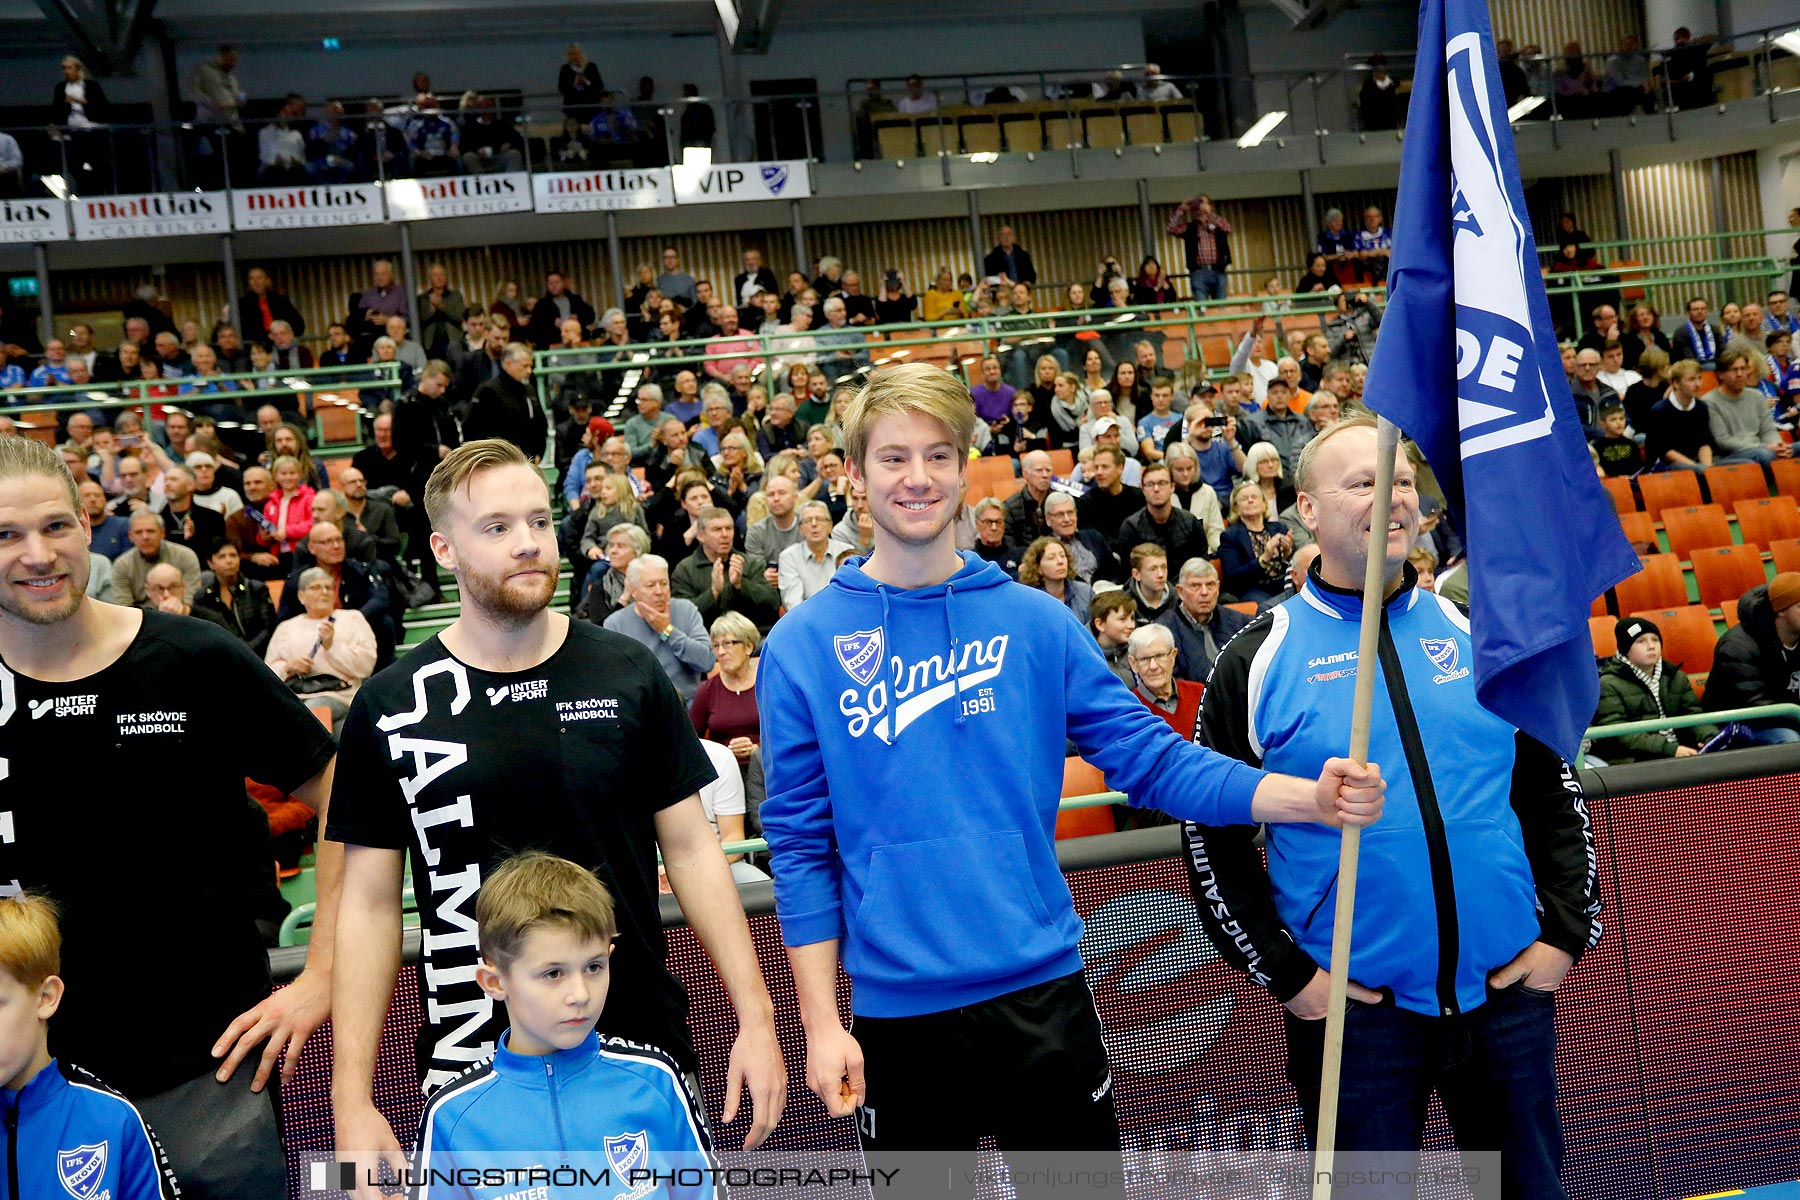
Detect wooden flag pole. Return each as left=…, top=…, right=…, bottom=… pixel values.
left=1311, top=414, right=1402, bottom=1199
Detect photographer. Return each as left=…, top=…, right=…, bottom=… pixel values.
left=1324, top=287, right=1382, bottom=364
left=875, top=269, right=918, bottom=326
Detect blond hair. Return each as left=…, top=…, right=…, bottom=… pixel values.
left=841, top=363, right=978, bottom=470
left=0, top=892, right=60, bottom=990
left=477, top=851, right=617, bottom=971
left=424, top=437, right=532, bottom=531
left=1295, top=412, right=1381, bottom=494
left=0, top=435, right=78, bottom=512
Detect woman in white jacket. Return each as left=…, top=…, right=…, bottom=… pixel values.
left=265, top=566, right=378, bottom=729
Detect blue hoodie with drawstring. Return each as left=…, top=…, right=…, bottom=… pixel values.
left=757, top=552, right=1268, bottom=1018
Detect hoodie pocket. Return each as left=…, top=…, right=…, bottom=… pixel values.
left=846, top=830, right=1069, bottom=989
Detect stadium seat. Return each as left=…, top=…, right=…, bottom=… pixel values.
left=1722, top=598, right=1739, bottom=627
left=1770, top=459, right=1800, bottom=499
left=1732, top=497, right=1800, bottom=550
left=1660, top=504, right=1732, bottom=561
left=1609, top=554, right=1687, bottom=614
left=1056, top=758, right=1117, bottom=839
left=1617, top=511, right=1657, bottom=552
left=1771, top=538, right=1800, bottom=576
left=1636, top=471, right=1702, bottom=518
left=991, top=477, right=1025, bottom=501
left=1601, top=475, right=1637, bottom=515
left=967, top=457, right=1016, bottom=495
left=1588, top=615, right=1618, bottom=658
left=1226, top=601, right=1258, bottom=616
left=1630, top=605, right=1717, bottom=676
left=267, top=579, right=284, bottom=608
left=1047, top=449, right=1075, bottom=476
left=1703, top=464, right=1769, bottom=509
left=1689, top=544, right=1767, bottom=610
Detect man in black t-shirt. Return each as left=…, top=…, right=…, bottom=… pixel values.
left=328, top=438, right=787, bottom=1199
left=0, top=437, right=339, bottom=1200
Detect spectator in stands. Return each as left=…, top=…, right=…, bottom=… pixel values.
left=702, top=306, right=758, bottom=383
left=404, top=93, right=458, bottom=176
left=983, top=225, right=1037, bottom=288
left=733, top=249, right=778, bottom=311
left=236, top=265, right=311, bottom=347
left=1706, top=345, right=1789, bottom=464
left=1665, top=26, right=1714, bottom=111
left=1324, top=290, right=1381, bottom=362
left=1162, top=443, right=1225, bottom=552
left=310, top=489, right=378, bottom=565
left=623, top=384, right=666, bottom=464
left=778, top=500, right=839, bottom=608
left=1130, top=619, right=1202, bottom=740
left=921, top=267, right=967, bottom=322
left=1076, top=445, right=1144, bottom=543
left=559, top=43, right=604, bottom=118
left=1002, top=449, right=1056, bottom=546
left=1590, top=403, right=1642, bottom=477
left=1316, top=208, right=1359, bottom=288
left=1705, top=574, right=1800, bottom=744
left=1122, top=543, right=1175, bottom=621
left=414, top=264, right=465, bottom=358
left=1129, top=256, right=1176, bottom=307
left=141, top=560, right=224, bottom=632
left=78, top=479, right=130, bottom=559
left=25, top=340, right=69, bottom=388
left=264, top=564, right=378, bottom=727
left=1358, top=55, right=1402, bottom=131
left=276, top=519, right=390, bottom=656
left=1568, top=347, right=1619, bottom=432
left=671, top=506, right=780, bottom=631
left=262, top=453, right=315, bottom=560
left=1219, top=480, right=1291, bottom=604
left=1553, top=42, right=1600, bottom=119
left=895, top=74, right=937, bottom=115
left=970, top=496, right=1021, bottom=577
left=225, top=465, right=282, bottom=579
left=1592, top=616, right=1716, bottom=762
left=1719, top=300, right=1743, bottom=343
left=459, top=95, right=523, bottom=174
left=834, top=271, right=876, bottom=325
left=1134, top=376, right=1182, bottom=463
left=1114, top=459, right=1208, bottom=580
left=447, top=307, right=487, bottom=368
left=1303, top=390, right=1341, bottom=433
left=1619, top=303, right=1671, bottom=370
left=603, top=554, right=712, bottom=701
left=1018, top=535, right=1092, bottom=622
left=1240, top=380, right=1313, bottom=476
left=111, top=510, right=201, bottom=608
left=746, top=472, right=801, bottom=569
left=1672, top=295, right=1724, bottom=366
left=1576, top=304, right=1624, bottom=357
left=454, top=312, right=511, bottom=406
left=1597, top=339, right=1641, bottom=399
left=1183, top=401, right=1245, bottom=505
left=106, top=454, right=159, bottom=516
left=190, top=539, right=276, bottom=652
left=1293, top=252, right=1332, bottom=296
left=1157, top=557, right=1247, bottom=683
left=381, top=315, right=426, bottom=374
left=1766, top=290, right=1799, bottom=336
left=1241, top=440, right=1297, bottom=518
left=524, top=270, right=597, bottom=350
left=813, top=298, right=869, bottom=384
left=577, top=522, right=648, bottom=622
left=690, top=610, right=761, bottom=763
left=354, top=259, right=408, bottom=351
left=1620, top=347, right=1669, bottom=433
left=756, top=391, right=804, bottom=460
left=1043, top=489, right=1118, bottom=585
left=709, top=429, right=761, bottom=514
left=257, top=93, right=310, bottom=183
left=303, top=99, right=360, bottom=182
left=655, top=246, right=698, bottom=308
left=1732, top=302, right=1769, bottom=361
left=1089, top=590, right=1139, bottom=687
left=0, top=128, right=23, bottom=199
left=1601, top=34, right=1654, bottom=115
left=158, top=463, right=225, bottom=557
left=465, top=343, right=545, bottom=460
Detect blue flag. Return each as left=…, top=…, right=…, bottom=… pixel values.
left=1362, top=0, right=1639, bottom=763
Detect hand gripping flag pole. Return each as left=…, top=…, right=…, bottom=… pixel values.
left=1309, top=415, right=1399, bottom=1198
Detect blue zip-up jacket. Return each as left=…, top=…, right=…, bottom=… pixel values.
left=411, top=1031, right=712, bottom=1200
left=757, top=551, right=1267, bottom=1018
left=2, top=1059, right=180, bottom=1200
left=1183, top=566, right=1602, bottom=1018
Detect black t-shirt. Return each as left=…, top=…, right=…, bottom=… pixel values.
left=324, top=620, right=716, bottom=1090
left=1, top=612, right=336, bottom=1097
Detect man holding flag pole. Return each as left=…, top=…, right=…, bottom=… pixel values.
left=1184, top=0, right=1636, bottom=1194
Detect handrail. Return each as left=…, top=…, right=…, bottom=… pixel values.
left=1537, top=226, right=1800, bottom=257
left=1585, top=703, right=1800, bottom=741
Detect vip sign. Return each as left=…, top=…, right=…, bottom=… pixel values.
left=671, top=160, right=811, bottom=205
left=229, top=183, right=385, bottom=230
left=530, top=168, right=674, bottom=214
left=0, top=199, right=71, bottom=244
left=385, top=173, right=533, bottom=221
left=73, top=192, right=229, bottom=239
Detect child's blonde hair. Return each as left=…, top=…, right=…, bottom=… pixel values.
left=0, top=892, right=61, bottom=990
left=477, top=851, right=617, bottom=971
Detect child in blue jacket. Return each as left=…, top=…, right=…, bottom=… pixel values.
left=0, top=893, right=180, bottom=1200
left=410, top=852, right=714, bottom=1200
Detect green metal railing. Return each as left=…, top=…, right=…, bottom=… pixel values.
left=1583, top=703, right=1800, bottom=742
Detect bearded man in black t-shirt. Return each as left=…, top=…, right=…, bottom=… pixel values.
left=0, top=437, right=340, bottom=1200
left=326, top=438, right=788, bottom=1200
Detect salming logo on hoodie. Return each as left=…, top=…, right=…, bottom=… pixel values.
left=834, top=629, right=1011, bottom=742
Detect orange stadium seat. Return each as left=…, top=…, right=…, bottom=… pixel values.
left=1703, top=464, right=1769, bottom=509
left=1056, top=758, right=1117, bottom=839
left=1617, top=511, right=1657, bottom=552
left=1636, top=471, right=1702, bottom=518
left=1771, top=538, right=1800, bottom=576
left=1048, top=449, right=1075, bottom=476
left=1722, top=598, right=1740, bottom=627
left=1689, top=544, right=1767, bottom=611
left=1589, top=616, right=1618, bottom=658
left=1630, top=605, right=1717, bottom=677
left=1609, top=554, right=1687, bottom=614
left=1732, top=497, right=1800, bottom=550
left=1601, top=475, right=1637, bottom=515
left=1660, top=504, right=1732, bottom=561
left=1770, top=459, right=1800, bottom=499
left=1226, top=601, right=1258, bottom=616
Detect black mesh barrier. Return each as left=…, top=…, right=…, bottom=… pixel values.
left=278, top=754, right=1800, bottom=1198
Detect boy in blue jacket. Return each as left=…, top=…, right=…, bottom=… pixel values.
left=410, top=852, right=714, bottom=1200
left=0, top=893, right=181, bottom=1200
left=757, top=363, right=1385, bottom=1155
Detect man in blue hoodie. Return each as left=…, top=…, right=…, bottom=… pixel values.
left=757, top=363, right=1385, bottom=1155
